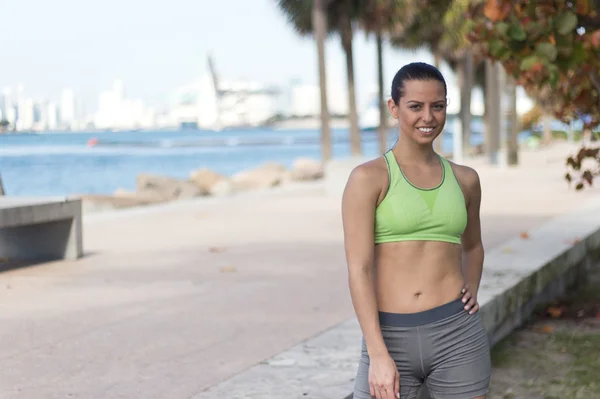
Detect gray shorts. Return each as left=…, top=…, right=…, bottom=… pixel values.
left=353, top=299, right=491, bottom=399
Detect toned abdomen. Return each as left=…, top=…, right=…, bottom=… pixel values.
left=374, top=241, right=465, bottom=313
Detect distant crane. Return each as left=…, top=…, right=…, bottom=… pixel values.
left=206, top=53, right=281, bottom=128
left=207, top=53, right=223, bottom=130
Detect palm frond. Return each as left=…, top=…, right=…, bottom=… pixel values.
left=275, top=0, right=343, bottom=36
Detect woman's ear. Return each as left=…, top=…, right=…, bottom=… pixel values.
left=387, top=98, right=399, bottom=119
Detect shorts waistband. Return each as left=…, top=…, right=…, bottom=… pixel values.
left=378, top=298, right=465, bottom=327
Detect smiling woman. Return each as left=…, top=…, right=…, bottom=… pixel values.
left=342, top=62, right=490, bottom=399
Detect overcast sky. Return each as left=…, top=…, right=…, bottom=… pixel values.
left=0, top=0, right=453, bottom=111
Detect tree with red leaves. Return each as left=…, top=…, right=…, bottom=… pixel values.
left=468, top=0, right=600, bottom=189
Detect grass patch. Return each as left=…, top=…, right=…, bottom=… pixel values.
left=490, top=330, right=600, bottom=397
left=551, top=332, right=600, bottom=394
left=490, top=335, right=518, bottom=368
left=489, top=266, right=600, bottom=398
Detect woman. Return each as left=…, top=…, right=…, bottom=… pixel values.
left=342, top=62, right=491, bottom=399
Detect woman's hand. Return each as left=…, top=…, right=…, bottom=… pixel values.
left=461, top=285, right=479, bottom=314
left=368, top=352, right=400, bottom=399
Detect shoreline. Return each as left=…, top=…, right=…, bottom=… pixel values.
left=1, top=139, right=590, bottom=210
left=76, top=140, right=581, bottom=216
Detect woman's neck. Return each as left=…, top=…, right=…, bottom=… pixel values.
left=392, top=134, right=438, bottom=164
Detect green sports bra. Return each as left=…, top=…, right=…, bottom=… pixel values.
left=374, top=150, right=468, bottom=245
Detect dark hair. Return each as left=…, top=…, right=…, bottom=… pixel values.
left=391, top=62, right=447, bottom=104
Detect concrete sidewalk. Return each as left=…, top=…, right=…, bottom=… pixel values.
left=0, top=142, right=597, bottom=399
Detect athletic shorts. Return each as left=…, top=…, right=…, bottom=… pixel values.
left=353, top=298, right=491, bottom=399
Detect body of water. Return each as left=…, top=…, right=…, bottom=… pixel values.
left=0, top=122, right=488, bottom=197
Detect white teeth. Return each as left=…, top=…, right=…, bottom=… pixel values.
left=419, top=128, right=434, bottom=132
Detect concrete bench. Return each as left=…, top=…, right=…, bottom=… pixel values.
left=0, top=197, right=83, bottom=262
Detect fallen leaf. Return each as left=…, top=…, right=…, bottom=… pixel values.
left=219, top=266, right=237, bottom=273
left=520, top=232, right=530, bottom=239
left=540, top=325, right=554, bottom=334
left=547, top=306, right=563, bottom=318
left=209, top=247, right=226, bottom=253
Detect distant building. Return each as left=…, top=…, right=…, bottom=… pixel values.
left=60, top=89, right=76, bottom=129
left=47, top=102, right=58, bottom=130
left=16, top=98, right=35, bottom=131
left=170, top=72, right=280, bottom=130
left=289, top=81, right=348, bottom=117
left=93, top=80, right=156, bottom=130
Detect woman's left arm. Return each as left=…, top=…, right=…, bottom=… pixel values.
left=460, top=167, right=484, bottom=314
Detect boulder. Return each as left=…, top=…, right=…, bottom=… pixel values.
left=77, top=194, right=164, bottom=214
left=189, top=168, right=228, bottom=195
left=231, top=162, right=287, bottom=191
left=136, top=174, right=206, bottom=201
left=290, top=158, right=324, bottom=181
left=114, top=188, right=165, bottom=203
left=209, top=180, right=235, bottom=196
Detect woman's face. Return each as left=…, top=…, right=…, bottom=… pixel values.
left=387, top=79, right=447, bottom=146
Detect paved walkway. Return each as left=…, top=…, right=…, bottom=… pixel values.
left=0, top=142, right=597, bottom=399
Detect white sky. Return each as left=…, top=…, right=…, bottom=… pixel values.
left=0, top=0, right=462, bottom=111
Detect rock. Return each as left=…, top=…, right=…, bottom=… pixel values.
left=77, top=194, right=166, bottom=214
left=210, top=180, right=235, bottom=196
left=231, top=162, right=287, bottom=191
left=114, top=188, right=165, bottom=202
left=136, top=174, right=206, bottom=201
left=290, top=158, right=324, bottom=181
left=189, top=168, right=228, bottom=195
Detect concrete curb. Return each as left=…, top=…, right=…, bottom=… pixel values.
left=192, top=197, right=600, bottom=399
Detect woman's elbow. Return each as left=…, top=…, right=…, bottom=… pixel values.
left=347, top=262, right=372, bottom=281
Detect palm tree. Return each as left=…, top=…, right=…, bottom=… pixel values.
left=277, top=0, right=362, bottom=157
left=390, top=0, right=475, bottom=156
left=359, top=0, right=417, bottom=155
left=313, top=0, right=333, bottom=161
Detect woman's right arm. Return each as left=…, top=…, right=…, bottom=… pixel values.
left=342, top=164, right=399, bottom=399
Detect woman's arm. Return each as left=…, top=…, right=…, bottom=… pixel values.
left=459, top=167, right=484, bottom=314
left=342, top=163, right=400, bottom=399
left=342, top=164, right=386, bottom=355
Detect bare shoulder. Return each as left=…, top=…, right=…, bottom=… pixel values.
left=344, top=156, right=389, bottom=201
left=447, top=160, right=481, bottom=207
left=447, top=160, right=481, bottom=191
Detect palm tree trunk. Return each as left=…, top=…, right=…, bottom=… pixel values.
left=339, top=9, right=361, bottom=156
left=313, top=0, right=332, bottom=161
left=377, top=29, right=388, bottom=155
left=506, top=75, right=519, bottom=165
left=459, top=51, right=473, bottom=156
left=433, top=52, right=441, bottom=69
left=485, top=60, right=500, bottom=164
left=542, top=113, right=553, bottom=144
left=0, top=173, right=4, bottom=196
left=432, top=51, right=442, bottom=154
